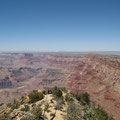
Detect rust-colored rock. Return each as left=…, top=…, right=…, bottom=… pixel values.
left=0, top=53, right=120, bottom=119
left=67, top=54, right=120, bottom=120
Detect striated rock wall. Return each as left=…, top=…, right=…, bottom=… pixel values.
left=0, top=53, right=120, bottom=119
left=67, top=54, right=120, bottom=119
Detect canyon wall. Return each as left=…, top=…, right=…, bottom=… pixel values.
left=0, top=53, right=120, bottom=119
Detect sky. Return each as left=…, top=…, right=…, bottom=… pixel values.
left=0, top=0, right=120, bottom=52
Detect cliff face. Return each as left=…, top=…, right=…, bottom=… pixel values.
left=67, top=54, right=120, bottom=119
left=0, top=53, right=120, bottom=119
left=0, top=79, right=12, bottom=88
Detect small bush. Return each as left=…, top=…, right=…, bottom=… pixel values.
left=20, top=114, right=35, bottom=120
left=32, top=103, right=36, bottom=107
left=21, top=96, right=25, bottom=104
left=31, top=106, right=43, bottom=120
left=65, top=93, right=73, bottom=103
left=55, top=104, right=63, bottom=111
left=62, top=87, right=67, bottom=93
left=53, top=86, right=62, bottom=98
left=76, top=92, right=90, bottom=105
left=50, top=113, right=55, bottom=117
left=11, top=99, right=21, bottom=111
left=28, top=90, right=44, bottom=103
left=44, top=103, right=49, bottom=112
left=93, top=107, right=114, bottom=120
left=66, top=102, right=80, bottom=120
left=50, top=99, right=54, bottom=103
left=42, top=90, right=47, bottom=95
left=21, top=105, right=30, bottom=112
left=7, top=103, right=12, bottom=107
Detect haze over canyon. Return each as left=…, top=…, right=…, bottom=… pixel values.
left=0, top=52, right=120, bottom=119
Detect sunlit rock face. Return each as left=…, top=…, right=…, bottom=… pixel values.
left=67, top=54, right=120, bottom=119
left=0, top=52, right=120, bottom=119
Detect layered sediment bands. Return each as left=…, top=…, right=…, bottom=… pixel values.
left=67, top=54, right=120, bottom=119
left=0, top=80, right=12, bottom=88
left=0, top=53, right=120, bottom=119
left=10, top=67, right=42, bottom=82
left=0, top=76, right=12, bottom=88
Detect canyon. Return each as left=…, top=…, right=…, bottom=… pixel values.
left=0, top=52, right=120, bottom=119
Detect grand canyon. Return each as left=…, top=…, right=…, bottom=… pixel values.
left=0, top=52, right=120, bottom=119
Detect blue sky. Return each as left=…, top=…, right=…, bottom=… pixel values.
left=0, top=0, right=120, bottom=52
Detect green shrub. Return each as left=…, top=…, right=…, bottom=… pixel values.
left=56, top=89, right=62, bottom=97
left=53, top=86, right=58, bottom=91
left=50, top=113, right=55, bottom=117
left=76, top=92, right=90, bottom=105
left=93, top=107, right=114, bottom=120
left=42, top=90, right=47, bottom=95
left=55, top=96, right=64, bottom=111
left=50, top=99, right=54, bottom=103
left=55, top=104, right=63, bottom=111
left=65, top=93, right=73, bottom=103
left=66, top=102, right=80, bottom=120
left=20, top=114, right=35, bottom=120
left=32, top=103, right=36, bottom=107
left=28, top=90, right=44, bottom=103
left=44, top=103, right=49, bottom=112
left=21, top=105, right=30, bottom=112
left=7, top=103, right=12, bottom=107
left=11, top=99, right=21, bottom=111
left=21, top=96, right=25, bottom=104
left=31, top=106, right=43, bottom=120
left=62, top=87, right=67, bottom=93
left=53, top=86, right=62, bottom=98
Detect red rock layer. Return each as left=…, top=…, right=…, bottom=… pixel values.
left=67, top=54, right=120, bottom=120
